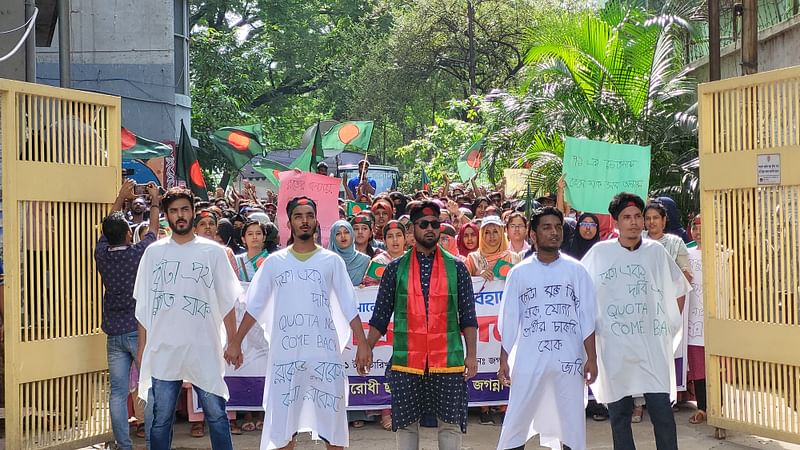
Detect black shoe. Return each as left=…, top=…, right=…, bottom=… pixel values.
left=479, top=411, right=494, bottom=425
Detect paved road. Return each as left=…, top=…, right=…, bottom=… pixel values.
left=111, top=407, right=800, bottom=450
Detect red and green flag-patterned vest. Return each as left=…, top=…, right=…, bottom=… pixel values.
left=392, top=247, right=464, bottom=375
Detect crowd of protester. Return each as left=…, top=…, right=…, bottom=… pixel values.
left=94, top=159, right=707, bottom=450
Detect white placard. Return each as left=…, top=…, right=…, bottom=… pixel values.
left=757, top=153, right=780, bottom=185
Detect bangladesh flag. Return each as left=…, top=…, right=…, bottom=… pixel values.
left=251, top=158, right=290, bottom=188
left=321, top=121, right=373, bottom=156
left=457, top=138, right=486, bottom=182
left=346, top=201, right=369, bottom=216
left=420, top=166, right=431, bottom=191
left=290, top=121, right=324, bottom=172
left=492, top=259, right=514, bottom=280
left=121, top=127, right=172, bottom=160
left=209, top=125, right=266, bottom=171
left=365, top=261, right=387, bottom=280
left=176, top=121, right=208, bottom=200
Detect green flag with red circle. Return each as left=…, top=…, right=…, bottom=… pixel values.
left=346, top=201, right=369, bottom=216
left=209, top=124, right=266, bottom=171
left=321, top=121, right=373, bottom=156
left=121, top=127, right=172, bottom=160
left=492, top=259, right=514, bottom=280
left=176, top=121, right=208, bottom=201
left=365, top=260, right=387, bottom=280
left=457, top=138, right=490, bottom=183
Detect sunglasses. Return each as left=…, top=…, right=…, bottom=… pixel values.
left=415, top=220, right=441, bottom=229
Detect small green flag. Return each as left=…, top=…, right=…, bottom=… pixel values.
left=420, top=166, right=431, bottom=191
left=492, top=259, right=514, bottom=280
left=365, top=260, right=387, bottom=280
left=321, top=121, right=374, bottom=156
left=209, top=125, right=266, bottom=171
left=251, top=158, right=290, bottom=188
left=457, top=138, right=485, bottom=182
left=346, top=201, right=369, bottom=216
left=175, top=121, right=209, bottom=200
left=121, top=127, right=172, bottom=160
left=290, top=121, right=324, bottom=172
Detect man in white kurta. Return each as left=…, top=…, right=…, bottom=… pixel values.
left=496, top=207, right=596, bottom=450
left=581, top=193, right=690, bottom=450
left=133, top=189, right=242, bottom=450
left=225, top=196, right=372, bottom=450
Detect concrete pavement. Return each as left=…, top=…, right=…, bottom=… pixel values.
left=113, top=407, right=800, bottom=450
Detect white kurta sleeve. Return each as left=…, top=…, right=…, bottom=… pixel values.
left=576, top=264, right=597, bottom=341
left=245, top=259, right=274, bottom=348
left=133, top=249, right=152, bottom=330
left=212, top=246, right=243, bottom=317
left=329, top=254, right=358, bottom=353
left=498, top=266, right=521, bottom=355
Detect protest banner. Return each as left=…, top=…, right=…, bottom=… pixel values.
left=195, top=278, right=688, bottom=412
left=503, top=168, right=531, bottom=197
left=276, top=170, right=341, bottom=247
left=562, top=137, right=651, bottom=214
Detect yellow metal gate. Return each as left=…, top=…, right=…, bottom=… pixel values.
left=1, top=79, right=121, bottom=448
left=699, top=66, right=800, bottom=443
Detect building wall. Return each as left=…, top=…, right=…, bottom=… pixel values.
left=35, top=0, right=190, bottom=142
left=688, top=15, right=800, bottom=82
left=0, top=1, right=27, bottom=81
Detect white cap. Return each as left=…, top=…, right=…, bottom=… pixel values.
left=480, top=215, right=504, bottom=229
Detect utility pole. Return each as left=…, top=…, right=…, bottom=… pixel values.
left=466, top=0, right=477, bottom=95
left=58, top=0, right=71, bottom=87
left=741, top=0, right=758, bottom=75
left=25, top=0, right=37, bottom=83
left=709, top=0, right=721, bottom=81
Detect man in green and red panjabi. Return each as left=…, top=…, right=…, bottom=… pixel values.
left=367, top=200, right=478, bottom=450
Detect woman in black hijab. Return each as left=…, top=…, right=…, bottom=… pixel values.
left=567, top=213, right=600, bottom=260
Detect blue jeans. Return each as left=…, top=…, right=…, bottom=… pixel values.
left=107, top=332, right=138, bottom=450
left=146, top=378, right=233, bottom=450
left=607, top=393, right=677, bottom=450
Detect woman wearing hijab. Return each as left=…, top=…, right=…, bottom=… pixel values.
left=656, top=196, right=691, bottom=243
left=328, top=220, right=371, bottom=286
left=438, top=223, right=461, bottom=258
left=567, top=213, right=601, bottom=260
left=465, top=215, right=522, bottom=281
left=456, top=222, right=480, bottom=258
left=363, top=221, right=408, bottom=287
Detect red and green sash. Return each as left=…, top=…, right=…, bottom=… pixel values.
left=392, top=247, right=464, bottom=375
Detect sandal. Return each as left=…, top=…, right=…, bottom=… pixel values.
left=689, top=410, right=707, bottom=424
left=381, top=414, right=392, bottom=431
left=631, top=405, right=644, bottom=423
left=230, top=419, right=242, bottom=435
left=190, top=422, right=205, bottom=438
left=351, top=420, right=365, bottom=428
left=241, top=421, right=256, bottom=432
left=256, top=420, right=263, bottom=431
left=135, top=423, right=145, bottom=438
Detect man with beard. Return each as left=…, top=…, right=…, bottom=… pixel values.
left=367, top=200, right=478, bottom=450
left=129, top=196, right=148, bottom=224
left=133, top=187, right=242, bottom=450
left=495, top=207, right=597, bottom=450
left=225, top=196, right=372, bottom=449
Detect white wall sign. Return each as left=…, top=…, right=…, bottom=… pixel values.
left=757, top=154, right=780, bottom=185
